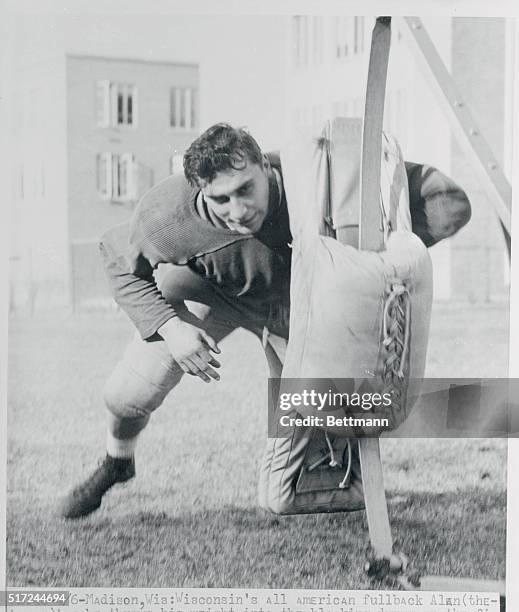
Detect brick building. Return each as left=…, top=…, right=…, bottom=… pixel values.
left=9, top=54, right=199, bottom=311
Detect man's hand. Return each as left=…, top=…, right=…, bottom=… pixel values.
left=158, top=318, right=221, bottom=382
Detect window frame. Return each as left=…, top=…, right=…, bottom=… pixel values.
left=170, top=87, right=198, bottom=131
left=95, top=80, right=138, bottom=129
left=96, top=152, right=136, bottom=202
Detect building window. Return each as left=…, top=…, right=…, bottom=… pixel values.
left=190, top=89, right=197, bottom=129
left=97, top=153, right=136, bottom=201
left=313, top=17, right=323, bottom=64
left=292, top=16, right=310, bottom=68
left=170, top=88, right=197, bottom=130
left=334, top=17, right=364, bottom=59
left=116, top=153, right=135, bottom=200
left=354, top=17, right=365, bottom=54
left=335, top=17, right=351, bottom=59
left=96, top=81, right=137, bottom=128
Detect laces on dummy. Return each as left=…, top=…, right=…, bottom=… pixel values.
left=381, top=281, right=411, bottom=427
left=382, top=282, right=411, bottom=378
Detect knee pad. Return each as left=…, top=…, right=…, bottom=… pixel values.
left=103, top=361, right=172, bottom=419
left=103, top=332, right=184, bottom=419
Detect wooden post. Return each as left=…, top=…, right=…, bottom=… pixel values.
left=336, top=17, right=395, bottom=562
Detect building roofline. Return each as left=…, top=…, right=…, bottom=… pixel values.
left=66, top=53, right=198, bottom=69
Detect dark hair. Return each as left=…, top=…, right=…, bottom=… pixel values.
left=183, top=123, right=263, bottom=186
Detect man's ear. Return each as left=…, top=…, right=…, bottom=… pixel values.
left=262, top=154, right=271, bottom=171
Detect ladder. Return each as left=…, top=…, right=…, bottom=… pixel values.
left=400, top=16, right=511, bottom=253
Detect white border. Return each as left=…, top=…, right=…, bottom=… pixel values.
left=2, top=2, right=517, bottom=607
left=0, top=0, right=14, bottom=592
left=3, top=0, right=519, bottom=17
left=506, top=16, right=519, bottom=612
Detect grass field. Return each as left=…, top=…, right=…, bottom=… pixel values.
left=6, top=301, right=509, bottom=588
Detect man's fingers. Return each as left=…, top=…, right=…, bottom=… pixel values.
left=202, top=365, right=220, bottom=380
left=191, top=354, right=220, bottom=381
left=183, top=358, right=211, bottom=383
left=195, top=370, right=211, bottom=383
left=178, top=361, right=193, bottom=375
left=198, top=348, right=221, bottom=369
left=201, top=331, right=220, bottom=354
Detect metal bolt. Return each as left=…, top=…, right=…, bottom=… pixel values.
left=489, top=162, right=497, bottom=170
left=454, top=100, right=464, bottom=107
left=470, top=128, right=479, bottom=136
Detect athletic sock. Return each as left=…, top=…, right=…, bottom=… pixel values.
left=106, top=431, right=139, bottom=460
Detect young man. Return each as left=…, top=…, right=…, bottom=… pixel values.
left=59, top=123, right=470, bottom=519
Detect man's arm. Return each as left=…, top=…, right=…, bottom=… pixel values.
left=99, top=222, right=178, bottom=340
left=99, top=220, right=221, bottom=382
left=405, top=162, right=471, bottom=247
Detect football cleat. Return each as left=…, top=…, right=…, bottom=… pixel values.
left=58, top=455, right=135, bottom=519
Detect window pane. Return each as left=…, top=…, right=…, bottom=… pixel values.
left=109, top=83, right=117, bottom=126
left=119, top=158, right=127, bottom=197
left=179, top=88, right=186, bottom=128
left=112, top=154, right=119, bottom=198
left=190, top=89, right=197, bottom=129
left=170, top=87, right=177, bottom=127
left=127, top=92, right=133, bottom=125
left=335, top=19, right=341, bottom=58
left=115, top=154, right=136, bottom=200
left=185, top=89, right=192, bottom=129
left=117, top=91, right=124, bottom=124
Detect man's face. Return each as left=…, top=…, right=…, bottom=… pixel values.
left=200, top=159, right=270, bottom=235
